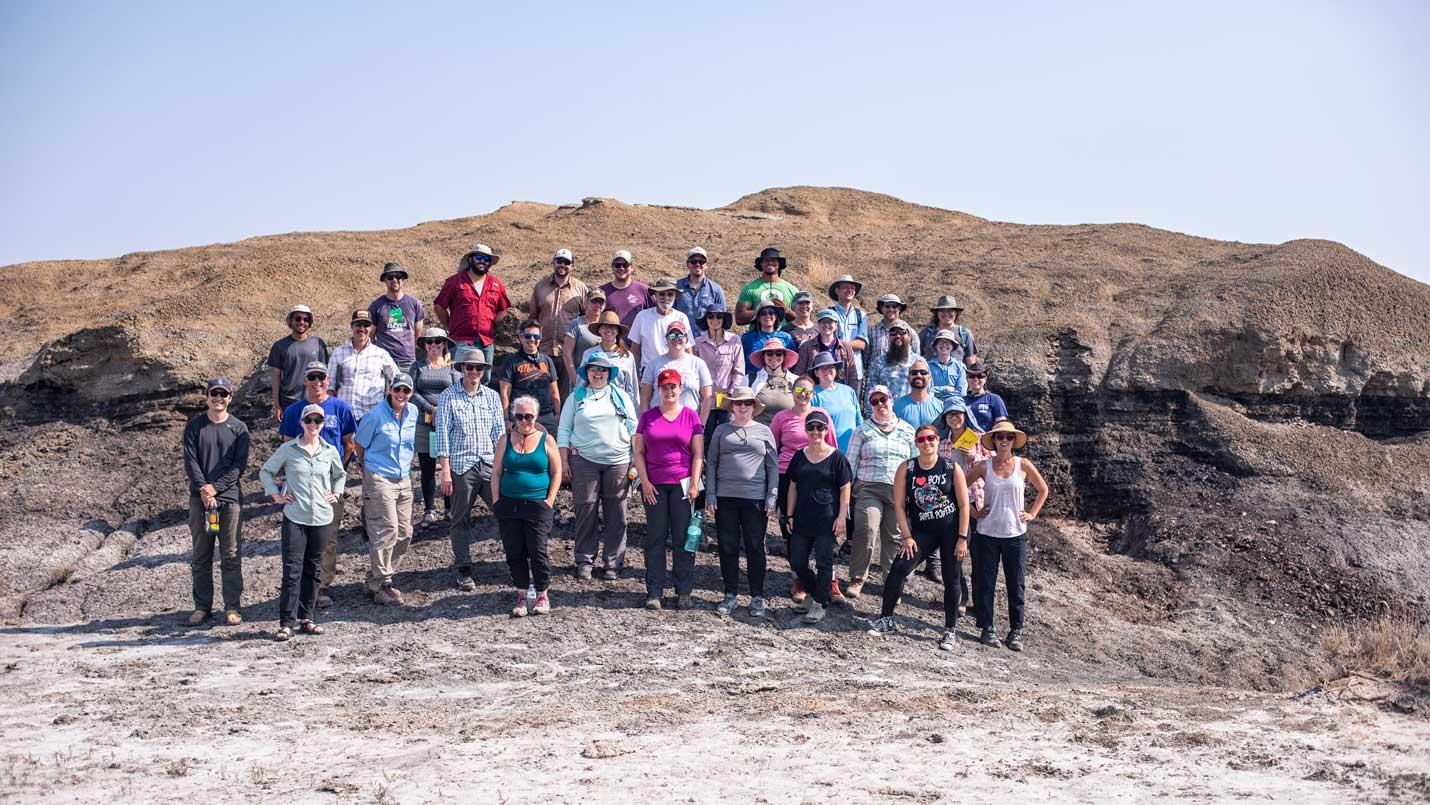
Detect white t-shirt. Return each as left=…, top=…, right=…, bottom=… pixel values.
left=629, top=308, right=692, bottom=371
left=641, top=352, right=713, bottom=412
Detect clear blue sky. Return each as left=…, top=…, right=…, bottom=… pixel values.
left=3, top=2, right=1427, bottom=283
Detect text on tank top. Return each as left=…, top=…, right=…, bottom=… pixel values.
left=905, top=457, right=957, bottom=526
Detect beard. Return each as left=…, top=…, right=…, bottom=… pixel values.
left=887, top=343, right=909, bottom=363
left=910, top=376, right=927, bottom=389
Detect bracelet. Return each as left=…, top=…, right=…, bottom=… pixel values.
left=957, top=535, right=968, bottom=540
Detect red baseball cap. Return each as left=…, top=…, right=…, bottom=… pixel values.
left=656, top=368, right=683, bottom=387
left=665, top=320, right=688, bottom=335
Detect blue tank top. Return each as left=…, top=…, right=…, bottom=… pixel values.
left=499, top=432, right=550, bottom=500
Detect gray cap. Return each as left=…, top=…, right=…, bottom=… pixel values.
left=304, top=361, right=328, bottom=375
left=791, top=291, right=814, bottom=305
left=815, top=307, right=840, bottom=323
left=206, top=377, right=234, bottom=393
left=390, top=372, right=414, bottom=390
left=887, top=318, right=912, bottom=334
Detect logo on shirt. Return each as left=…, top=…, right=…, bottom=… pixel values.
left=385, top=306, right=407, bottom=333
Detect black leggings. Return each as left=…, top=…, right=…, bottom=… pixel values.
left=716, top=497, right=767, bottom=596
left=417, top=452, right=451, bottom=513
left=880, top=526, right=963, bottom=628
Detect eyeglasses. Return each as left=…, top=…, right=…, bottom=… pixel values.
left=306, top=373, right=326, bottom=381
left=352, top=322, right=373, bottom=329
left=586, top=366, right=610, bottom=373
left=291, top=316, right=312, bottom=324
left=208, top=390, right=230, bottom=398
left=870, top=397, right=890, bottom=406
left=461, top=364, right=486, bottom=372
left=611, top=261, right=630, bottom=268
left=421, top=339, right=444, bottom=347
left=513, top=413, right=536, bottom=422
left=665, top=331, right=687, bottom=341
left=993, top=433, right=1016, bottom=441
left=793, top=386, right=813, bottom=395
left=908, top=370, right=929, bottom=376
left=759, top=310, right=778, bottom=316
left=731, top=400, right=755, bottom=408
left=302, top=416, right=325, bottom=425
left=687, top=258, right=706, bottom=266
left=520, top=333, right=542, bottom=340
left=915, top=435, right=939, bottom=444
left=391, top=387, right=413, bottom=394
left=554, top=258, right=572, bottom=265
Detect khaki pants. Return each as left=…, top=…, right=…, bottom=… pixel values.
left=851, top=480, right=902, bottom=581
left=363, top=473, right=413, bottom=592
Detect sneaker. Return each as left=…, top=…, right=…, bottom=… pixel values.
left=791, top=597, right=812, bottom=614
left=420, top=510, right=440, bottom=528
left=374, top=585, right=399, bottom=606
left=844, top=579, right=864, bottom=600
left=1006, top=630, right=1025, bottom=652
left=716, top=594, right=738, bottom=616
left=456, top=569, right=477, bottom=592
left=317, top=590, right=334, bottom=609
left=749, top=597, right=768, bottom=618
left=939, top=631, right=958, bottom=652
left=866, top=616, right=897, bottom=636
left=802, top=602, right=826, bottom=624
left=224, top=609, right=242, bottom=626
left=602, top=568, right=619, bottom=581
left=576, top=564, right=594, bottom=581
left=644, top=597, right=662, bottom=611
left=980, top=628, right=1000, bottom=648
left=790, top=579, right=807, bottom=604
left=186, top=609, right=208, bottom=626
left=830, top=581, right=847, bottom=604
left=923, top=561, right=943, bottom=584
left=533, top=591, right=551, bottom=614
left=676, top=594, right=693, bottom=610
left=510, top=592, right=529, bottom=618
left=385, top=584, right=404, bottom=606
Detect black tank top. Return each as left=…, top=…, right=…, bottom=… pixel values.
left=904, top=456, right=958, bottom=531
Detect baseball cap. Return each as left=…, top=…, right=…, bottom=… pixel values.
left=300, top=403, right=326, bottom=420
left=586, top=287, right=607, bottom=301
left=286, top=304, right=313, bottom=320
left=351, top=309, right=373, bottom=324
left=612, top=250, right=634, bottom=264
left=687, top=247, right=708, bottom=259
left=304, top=361, right=328, bottom=375
left=665, top=319, right=689, bottom=335
left=804, top=410, right=831, bottom=428
left=791, top=291, right=814, bottom=305
left=206, top=377, right=234, bottom=394
left=816, top=308, right=840, bottom=323
left=656, top=368, right=683, bottom=387
left=867, top=384, right=893, bottom=402
left=553, top=248, right=574, bottom=262
left=390, top=373, right=414, bottom=390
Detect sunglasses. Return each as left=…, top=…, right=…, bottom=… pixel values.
left=384, top=275, right=404, bottom=281
left=513, top=413, right=536, bottom=422
left=554, top=258, right=572, bottom=265
left=291, top=316, right=312, bottom=324
left=352, top=322, right=373, bottom=329
left=731, top=400, right=755, bottom=407
left=915, top=435, right=939, bottom=444
left=890, top=331, right=908, bottom=337
left=993, top=433, right=1016, bottom=441
left=665, top=331, right=687, bottom=341
left=391, top=387, right=413, bottom=393
left=804, top=423, right=827, bottom=432
left=793, top=386, right=813, bottom=395
left=909, top=370, right=930, bottom=376
left=421, top=339, right=445, bottom=346
left=759, top=310, right=778, bottom=316
left=302, top=416, right=325, bottom=425
left=208, top=390, right=230, bottom=398
left=870, top=397, right=890, bottom=406
left=687, top=258, right=706, bottom=266
left=461, top=364, right=486, bottom=372
left=520, top=333, right=542, bottom=340
left=471, top=256, right=493, bottom=264
left=306, top=373, right=326, bottom=381
left=611, top=261, right=630, bottom=268
left=587, top=366, right=610, bottom=373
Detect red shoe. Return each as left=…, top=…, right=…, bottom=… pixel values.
left=791, top=579, right=808, bottom=604
left=831, top=580, right=849, bottom=603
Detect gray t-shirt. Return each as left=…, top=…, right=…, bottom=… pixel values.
left=565, top=319, right=602, bottom=367
left=267, top=335, right=329, bottom=405
left=369, top=294, right=426, bottom=365
left=705, top=420, right=778, bottom=505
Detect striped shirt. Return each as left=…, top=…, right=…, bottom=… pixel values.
left=328, top=342, right=398, bottom=420
left=433, top=382, right=505, bottom=475
left=846, top=418, right=916, bottom=485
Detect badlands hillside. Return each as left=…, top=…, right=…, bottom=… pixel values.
left=1, top=187, right=1428, bottom=801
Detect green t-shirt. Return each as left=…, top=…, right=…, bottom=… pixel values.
left=736, top=277, right=800, bottom=311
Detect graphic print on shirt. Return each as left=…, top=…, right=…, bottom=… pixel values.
left=385, top=305, right=407, bottom=333
left=912, top=468, right=956, bottom=522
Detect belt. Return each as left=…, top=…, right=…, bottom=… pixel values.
left=373, top=472, right=407, bottom=483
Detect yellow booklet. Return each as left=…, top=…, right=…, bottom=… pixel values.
left=952, top=428, right=980, bottom=450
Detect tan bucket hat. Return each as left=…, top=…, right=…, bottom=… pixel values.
left=720, top=386, right=766, bottom=418
left=593, top=310, right=629, bottom=338
left=979, top=419, right=1028, bottom=450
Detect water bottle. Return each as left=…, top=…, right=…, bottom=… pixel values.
left=684, top=508, right=704, bottom=553
left=205, top=507, right=221, bottom=535
left=527, top=584, right=537, bottom=603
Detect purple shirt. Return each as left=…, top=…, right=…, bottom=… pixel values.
left=599, top=280, right=652, bottom=332
left=368, top=294, right=426, bottom=365
left=636, top=405, right=703, bottom=485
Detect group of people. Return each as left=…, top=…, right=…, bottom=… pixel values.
left=183, top=244, right=1049, bottom=650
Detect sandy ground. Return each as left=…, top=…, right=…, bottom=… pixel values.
left=5, top=499, right=1429, bottom=804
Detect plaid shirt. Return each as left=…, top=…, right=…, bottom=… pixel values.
left=328, top=342, right=398, bottom=420
left=847, top=418, right=916, bottom=485
left=433, top=381, right=504, bottom=475
left=867, top=319, right=921, bottom=362
left=867, top=352, right=920, bottom=401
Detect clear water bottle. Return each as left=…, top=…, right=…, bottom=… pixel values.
left=527, top=584, right=537, bottom=603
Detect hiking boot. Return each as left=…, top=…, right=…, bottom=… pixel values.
left=676, top=594, right=693, bottom=610
left=716, top=594, right=738, bottom=616
left=510, top=592, right=529, bottom=618
left=802, top=602, right=826, bottom=624
left=316, top=589, right=334, bottom=609
left=644, top=597, right=662, bottom=611
left=830, top=581, right=847, bottom=604
left=420, top=509, right=440, bottom=528
left=533, top=591, right=551, bottom=614
left=186, top=609, right=208, bottom=626
left=939, top=631, right=958, bottom=652
left=455, top=568, right=477, bottom=592
left=923, top=561, right=943, bottom=584
left=602, top=568, right=619, bottom=581
left=790, top=579, right=808, bottom=604
left=1006, top=630, right=1025, bottom=652
left=980, top=628, right=1000, bottom=648
left=844, top=578, right=864, bottom=600
left=749, top=597, right=768, bottom=619
left=224, top=609, right=242, bottom=626
left=866, top=616, right=897, bottom=636
left=576, top=564, right=594, bottom=581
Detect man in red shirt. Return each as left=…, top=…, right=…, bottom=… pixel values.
left=434, top=243, right=512, bottom=367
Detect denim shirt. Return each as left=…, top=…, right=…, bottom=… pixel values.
left=675, top=276, right=727, bottom=333
left=355, top=399, right=417, bottom=478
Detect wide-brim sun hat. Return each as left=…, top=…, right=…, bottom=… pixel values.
left=826, top=274, right=863, bottom=300
left=286, top=304, right=314, bottom=322
left=464, top=243, right=500, bottom=265
left=876, top=293, right=906, bottom=311
left=757, top=336, right=799, bottom=370
left=930, top=294, right=963, bottom=312
left=702, top=303, right=733, bottom=330
left=809, top=351, right=844, bottom=372
left=593, top=310, right=629, bottom=338
left=940, top=396, right=973, bottom=424
left=755, top=247, right=786, bottom=272
left=651, top=277, right=679, bottom=293
left=979, top=419, right=1028, bottom=451
left=755, top=302, right=786, bottom=323
left=578, top=351, right=621, bottom=385
left=380, top=262, right=408, bottom=281
left=421, top=327, right=456, bottom=348
left=720, top=386, right=765, bottom=418
left=453, top=345, right=490, bottom=368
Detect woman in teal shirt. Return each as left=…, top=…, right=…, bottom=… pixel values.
left=491, top=396, right=562, bottom=617
left=260, top=404, right=347, bottom=642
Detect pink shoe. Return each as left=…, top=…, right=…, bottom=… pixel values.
left=533, top=591, right=551, bottom=614
left=511, top=591, right=529, bottom=618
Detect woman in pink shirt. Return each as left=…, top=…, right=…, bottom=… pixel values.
left=632, top=368, right=705, bottom=611
left=768, top=374, right=838, bottom=603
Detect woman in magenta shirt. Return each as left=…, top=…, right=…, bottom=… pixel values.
left=769, top=374, right=837, bottom=599
left=632, top=368, right=705, bottom=611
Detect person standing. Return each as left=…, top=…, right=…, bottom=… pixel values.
left=629, top=278, right=693, bottom=374
left=435, top=346, right=505, bottom=591
left=734, top=247, right=799, bottom=326
left=638, top=321, right=713, bottom=419
left=368, top=262, right=426, bottom=366
left=843, top=385, right=917, bottom=600
left=808, top=352, right=862, bottom=452
left=938, top=397, right=989, bottom=597
left=963, top=364, right=1009, bottom=432
left=268, top=304, right=328, bottom=422
left=354, top=375, right=418, bottom=606
left=433, top=243, right=512, bottom=366
left=784, top=410, right=852, bottom=625
left=674, top=247, right=726, bottom=334
left=182, top=378, right=250, bottom=627
left=865, top=319, right=919, bottom=403
left=532, top=248, right=589, bottom=401
left=893, top=358, right=943, bottom=430
left=498, top=319, right=562, bottom=432
left=740, top=303, right=796, bottom=379
left=826, top=274, right=869, bottom=393
left=769, top=377, right=839, bottom=603
left=491, top=396, right=562, bottom=618
left=563, top=288, right=608, bottom=391
left=749, top=337, right=800, bottom=424
left=919, top=294, right=977, bottom=362
left=927, top=329, right=968, bottom=405
left=328, top=310, right=399, bottom=421
left=794, top=309, right=859, bottom=387
left=632, top=369, right=705, bottom=610
left=867, top=294, right=921, bottom=360
left=579, top=311, right=639, bottom=403
left=277, top=361, right=357, bottom=608
left=260, top=404, right=346, bottom=641
left=691, top=304, right=744, bottom=404
left=781, top=291, right=819, bottom=346
left=964, top=420, right=1049, bottom=651
left=559, top=352, right=638, bottom=580
left=409, top=328, right=461, bottom=527
left=599, top=250, right=651, bottom=332
left=704, top=387, right=778, bottom=618
left=866, top=424, right=971, bottom=650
